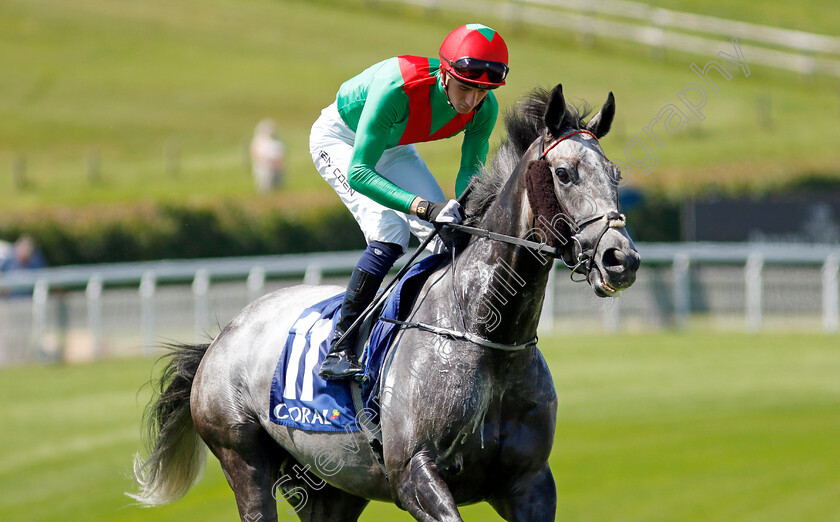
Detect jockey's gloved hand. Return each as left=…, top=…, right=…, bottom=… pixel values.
left=416, top=199, right=463, bottom=225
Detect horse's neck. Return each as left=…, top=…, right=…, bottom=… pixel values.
left=454, top=165, right=553, bottom=346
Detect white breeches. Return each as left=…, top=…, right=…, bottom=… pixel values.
left=310, top=102, right=446, bottom=254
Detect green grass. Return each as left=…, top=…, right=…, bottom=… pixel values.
left=1, top=0, right=839, bottom=214
left=0, top=332, right=838, bottom=521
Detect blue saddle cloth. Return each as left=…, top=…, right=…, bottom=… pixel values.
left=268, top=254, right=445, bottom=432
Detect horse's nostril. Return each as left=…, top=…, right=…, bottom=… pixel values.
left=602, top=248, right=624, bottom=268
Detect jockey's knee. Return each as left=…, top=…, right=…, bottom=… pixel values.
left=358, top=241, right=402, bottom=278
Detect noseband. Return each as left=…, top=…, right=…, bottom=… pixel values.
left=562, top=211, right=626, bottom=282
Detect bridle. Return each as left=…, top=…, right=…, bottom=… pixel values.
left=382, top=127, right=628, bottom=353
left=538, top=127, right=598, bottom=160
left=447, top=127, right=627, bottom=282
left=538, top=128, right=627, bottom=280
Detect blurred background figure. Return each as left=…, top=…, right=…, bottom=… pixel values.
left=250, top=118, right=286, bottom=193
left=0, top=240, right=11, bottom=268
left=0, top=235, right=47, bottom=273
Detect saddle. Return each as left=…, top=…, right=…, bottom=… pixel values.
left=268, top=253, right=447, bottom=434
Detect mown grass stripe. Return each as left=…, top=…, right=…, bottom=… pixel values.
left=0, top=332, right=837, bottom=520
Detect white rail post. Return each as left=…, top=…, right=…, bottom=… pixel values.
left=31, top=279, right=49, bottom=354
left=672, top=253, right=691, bottom=329
left=192, top=269, right=210, bottom=344
left=303, top=263, right=322, bottom=286
left=822, top=254, right=839, bottom=333
left=140, top=270, right=157, bottom=357
left=603, top=298, right=620, bottom=333
left=86, top=274, right=103, bottom=358
left=247, top=266, right=266, bottom=303
left=745, top=252, right=764, bottom=333
left=539, top=261, right=555, bottom=334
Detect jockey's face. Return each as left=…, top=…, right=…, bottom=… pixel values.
left=444, top=73, right=491, bottom=114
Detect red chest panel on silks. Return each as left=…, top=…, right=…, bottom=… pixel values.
left=397, top=55, right=474, bottom=146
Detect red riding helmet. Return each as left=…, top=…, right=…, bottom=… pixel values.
left=439, top=24, right=509, bottom=88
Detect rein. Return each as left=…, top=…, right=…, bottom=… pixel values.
left=443, top=211, right=626, bottom=269
left=443, top=222, right=559, bottom=257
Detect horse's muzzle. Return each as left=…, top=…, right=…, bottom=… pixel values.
left=601, top=246, right=640, bottom=285
left=588, top=232, right=640, bottom=297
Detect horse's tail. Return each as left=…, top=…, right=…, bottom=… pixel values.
left=127, top=343, right=210, bottom=506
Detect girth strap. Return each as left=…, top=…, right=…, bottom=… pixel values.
left=348, top=379, right=388, bottom=481
left=380, top=317, right=537, bottom=351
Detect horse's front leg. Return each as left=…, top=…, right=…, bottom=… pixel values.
left=392, top=450, right=463, bottom=522
left=489, top=463, right=556, bottom=522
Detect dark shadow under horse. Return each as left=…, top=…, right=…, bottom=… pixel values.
left=129, top=84, right=640, bottom=521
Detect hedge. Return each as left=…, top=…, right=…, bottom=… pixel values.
left=15, top=187, right=788, bottom=266
left=0, top=202, right=366, bottom=266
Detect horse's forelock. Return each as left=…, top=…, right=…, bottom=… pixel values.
left=463, top=87, right=591, bottom=225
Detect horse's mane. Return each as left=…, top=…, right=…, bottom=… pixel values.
left=463, top=87, right=590, bottom=225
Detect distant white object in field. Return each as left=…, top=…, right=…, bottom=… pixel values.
left=250, top=118, right=286, bottom=193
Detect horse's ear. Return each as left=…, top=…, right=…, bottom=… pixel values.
left=543, top=84, right=566, bottom=137
left=586, top=92, right=615, bottom=139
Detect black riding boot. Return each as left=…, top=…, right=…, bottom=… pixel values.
left=319, top=268, right=381, bottom=380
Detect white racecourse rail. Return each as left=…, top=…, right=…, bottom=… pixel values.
left=0, top=242, right=838, bottom=366
left=377, top=0, right=840, bottom=77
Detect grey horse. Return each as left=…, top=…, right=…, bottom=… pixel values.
left=129, top=84, right=640, bottom=521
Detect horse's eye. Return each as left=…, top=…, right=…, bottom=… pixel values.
left=555, top=167, right=571, bottom=183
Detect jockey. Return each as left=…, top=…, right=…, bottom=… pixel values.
left=312, top=24, right=509, bottom=379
